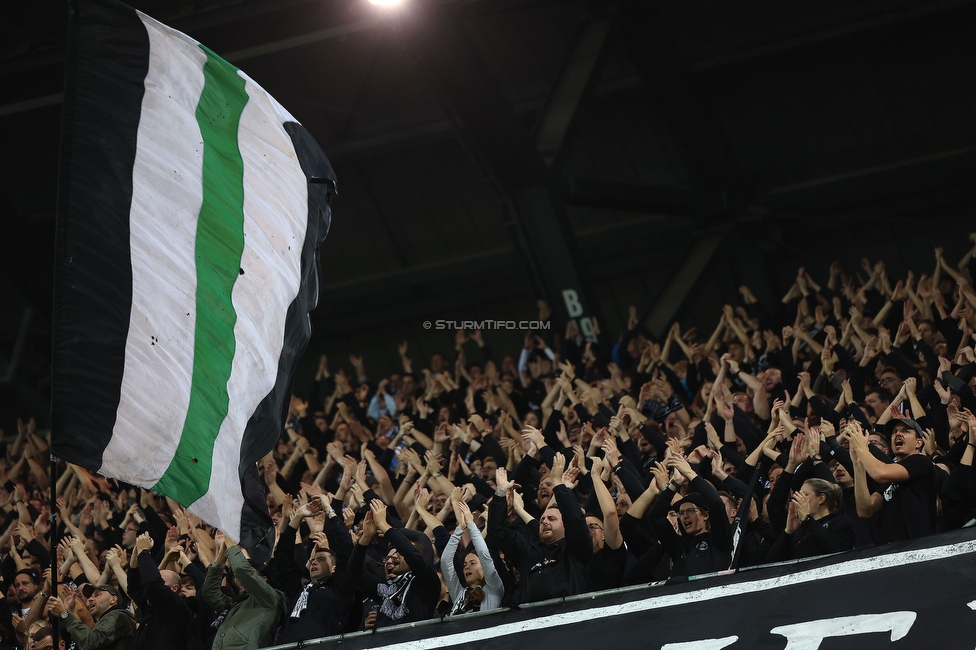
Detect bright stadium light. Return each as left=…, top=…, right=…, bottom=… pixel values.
left=368, top=0, right=404, bottom=6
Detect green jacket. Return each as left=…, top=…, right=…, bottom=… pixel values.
left=65, top=606, right=137, bottom=650
left=203, top=546, right=287, bottom=650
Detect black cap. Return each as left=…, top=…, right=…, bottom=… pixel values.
left=81, top=583, right=119, bottom=599
left=14, top=569, right=39, bottom=585
left=671, top=492, right=709, bottom=513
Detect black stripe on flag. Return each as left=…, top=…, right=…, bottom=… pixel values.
left=53, top=0, right=148, bottom=466
left=236, top=122, right=335, bottom=561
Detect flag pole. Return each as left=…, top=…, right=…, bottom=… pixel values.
left=50, top=451, right=58, bottom=600
left=727, top=468, right=761, bottom=571
left=49, top=0, right=75, bottom=610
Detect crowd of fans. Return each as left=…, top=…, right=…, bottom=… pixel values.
left=3, top=238, right=976, bottom=650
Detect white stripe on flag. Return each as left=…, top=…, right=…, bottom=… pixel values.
left=99, top=12, right=308, bottom=537
left=185, top=71, right=308, bottom=534
left=102, top=14, right=206, bottom=483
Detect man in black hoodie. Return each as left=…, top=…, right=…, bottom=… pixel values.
left=650, top=455, right=732, bottom=577
left=128, top=532, right=193, bottom=650
left=273, top=494, right=354, bottom=642
left=349, top=500, right=439, bottom=627
left=487, top=455, right=592, bottom=604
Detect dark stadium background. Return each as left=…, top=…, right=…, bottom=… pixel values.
left=2, top=0, right=975, bottom=426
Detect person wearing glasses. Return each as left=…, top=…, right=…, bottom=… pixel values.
left=649, top=454, right=732, bottom=578
left=349, top=500, right=440, bottom=628
left=585, top=457, right=627, bottom=592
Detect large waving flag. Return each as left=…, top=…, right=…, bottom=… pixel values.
left=52, top=0, right=335, bottom=546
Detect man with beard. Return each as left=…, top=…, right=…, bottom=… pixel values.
left=273, top=494, right=353, bottom=642
left=487, top=454, right=591, bottom=604
left=349, top=500, right=439, bottom=627
left=11, top=570, right=38, bottom=617
left=46, top=584, right=135, bottom=650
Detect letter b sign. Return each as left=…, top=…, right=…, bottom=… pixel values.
left=562, top=289, right=584, bottom=318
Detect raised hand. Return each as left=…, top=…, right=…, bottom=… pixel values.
left=788, top=433, right=809, bottom=468
left=819, top=419, right=836, bottom=439
left=134, top=531, right=154, bottom=555
left=512, top=490, right=526, bottom=514
left=572, top=444, right=588, bottom=475
left=589, top=455, right=604, bottom=479
left=549, top=453, right=567, bottom=486
left=784, top=499, right=801, bottom=535
left=415, top=487, right=431, bottom=513
left=601, top=436, right=620, bottom=467
left=521, top=426, right=546, bottom=450
left=650, top=462, right=669, bottom=491
left=457, top=500, right=474, bottom=527
left=355, top=460, right=369, bottom=488
left=665, top=452, right=694, bottom=480
left=425, top=450, right=443, bottom=475
left=369, top=499, right=390, bottom=533
left=494, top=467, right=516, bottom=494
left=562, top=465, right=580, bottom=489
left=360, top=510, right=377, bottom=542
left=923, top=428, right=937, bottom=457
left=903, top=376, right=917, bottom=396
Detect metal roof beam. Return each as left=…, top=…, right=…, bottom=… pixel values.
left=760, top=146, right=976, bottom=214
left=533, top=3, right=620, bottom=167
left=563, top=177, right=727, bottom=215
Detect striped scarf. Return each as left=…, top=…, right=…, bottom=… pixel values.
left=290, top=580, right=318, bottom=619
left=377, top=573, right=414, bottom=620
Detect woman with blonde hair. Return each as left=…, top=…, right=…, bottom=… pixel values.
left=768, top=478, right=855, bottom=561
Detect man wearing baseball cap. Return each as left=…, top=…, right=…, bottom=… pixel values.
left=45, top=582, right=136, bottom=650
left=847, top=418, right=937, bottom=543
left=651, top=455, right=732, bottom=578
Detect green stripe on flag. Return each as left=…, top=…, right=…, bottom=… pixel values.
left=154, top=46, right=248, bottom=505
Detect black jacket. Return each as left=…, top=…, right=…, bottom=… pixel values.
left=767, top=512, right=855, bottom=562
left=349, top=527, right=440, bottom=627
left=651, top=477, right=732, bottom=577
left=486, top=484, right=592, bottom=604
left=274, top=515, right=355, bottom=642
left=129, top=550, right=194, bottom=650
